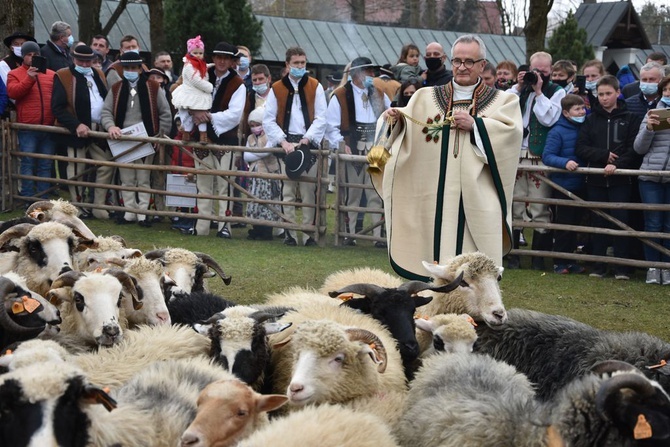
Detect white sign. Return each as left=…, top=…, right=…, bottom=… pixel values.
left=166, top=174, right=197, bottom=208
left=107, top=122, right=155, bottom=163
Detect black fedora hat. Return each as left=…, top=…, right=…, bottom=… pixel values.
left=284, top=144, right=313, bottom=180
left=119, top=51, right=144, bottom=66
left=348, top=56, right=379, bottom=72
left=4, top=31, right=36, bottom=48
left=212, top=42, right=240, bottom=58
left=72, top=45, right=96, bottom=61
left=327, top=71, right=343, bottom=83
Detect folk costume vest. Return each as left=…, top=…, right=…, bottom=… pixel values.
left=206, top=67, right=243, bottom=145
left=332, top=82, right=386, bottom=148
left=54, top=66, right=108, bottom=128
left=519, top=82, right=562, bottom=156
left=271, top=75, right=319, bottom=136
left=110, top=77, right=161, bottom=136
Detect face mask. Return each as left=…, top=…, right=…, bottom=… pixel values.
left=67, top=35, right=74, bottom=47
left=238, top=57, right=250, bottom=70
left=553, top=79, right=568, bottom=88
left=425, top=57, right=442, bottom=71
left=660, top=97, right=670, bottom=106
left=570, top=115, right=585, bottom=124
left=253, top=83, right=268, bottom=95
left=12, top=46, right=22, bottom=58
left=640, top=82, right=658, bottom=96
left=250, top=125, right=263, bottom=136
left=74, top=65, right=92, bottom=76
left=585, top=80, right=597, bottom=92
left=540, top=73, right=551, bottom=86
left=289, top=66, right=306, bottom=79
left=123, top=71, right=139, bottom=82
left=363, top=76, right=374, bottom=89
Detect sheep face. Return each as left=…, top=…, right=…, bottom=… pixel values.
left=422, top=255, right=507, bottom=326
left=415, top=314, right=477, bottom=357
left=120, top=258, right=170, bottom=326
left=282, top=321, right=385, bottom=406
left=180, top=379, right=288, bottom=447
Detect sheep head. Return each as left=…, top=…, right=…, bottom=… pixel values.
left=0, top=274, right=61, bottom=336
left=415, top=313, right=478, bottom=356
left=26, top=200, right=96, bottom=241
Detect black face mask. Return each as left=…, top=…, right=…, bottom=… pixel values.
left=553, top=79, right=568, bottom=88
left=540, top=73, right=551, bottom=86
left=425, top=57, right=443, bottom=72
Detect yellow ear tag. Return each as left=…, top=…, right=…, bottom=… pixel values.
left=11, top=302, right=25, bottom=314
left=339, top=293, right=354, bottom=302
left=22, top=296, right=41, bottom=314
left=634, top=414, right=652, bottom=440
left=466, top=316, right=478, bottom=327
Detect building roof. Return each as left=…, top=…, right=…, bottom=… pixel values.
left=574, top=1, right=652, bottom=49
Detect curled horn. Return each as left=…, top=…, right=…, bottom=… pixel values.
left=398, top=280, right=439, bottom=295
left=596, top=373, right=657, bottom=422
left=591, top=360, right=640, bottom=376
left=194, top=252, right=232, bottom=286
left=0, top=278, right=44, bottom=334
left=200, top=312, right=226, bottom=325
left=143, top=249, right=167, bottom=260
left=50, top=271, right=85, bottom=290
left=429, top=271, right=464, bottom=293
left=249, top=310, right=285, bottom=323
left=109, top=235, right=128, bottom=248
left=104, top=269, right=142, bottom=310
left=328, top=283, right=386, bottom=298
left=0, top=223, right=35, bottom=250
left=25, top=201, right=54, bottom=221
left=57, top=219, right=96, bottom=242
left=345, top=328, right=387, bottom=373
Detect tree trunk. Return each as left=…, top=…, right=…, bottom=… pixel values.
left=76, top=0, right=102, bottom=45
left=422, top=0, right=437, bottom=29
left=147, top=0, right=166, bottom=54
left=101, top=0, right=128, bottom=36
left=0, top=0, right=34, bottom=56
left=350, top=0, right=365, bottom=23
left=524, top=0, right=553, bottom=60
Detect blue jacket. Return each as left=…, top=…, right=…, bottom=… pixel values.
left=625, top=92, right=658, bottom=118
left=542, top=115, right=585, bottom=192
left=0, top=76, right=7, bottom=116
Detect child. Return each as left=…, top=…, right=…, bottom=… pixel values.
left=244, top=107, right=280, bottom=241
left=551, top=60, right=576, bottom=93
left=391, top=43, right=423, bottom=83
left=542, top=94, right=587, bottom=274
left=171, top=35, right=213, bottom=145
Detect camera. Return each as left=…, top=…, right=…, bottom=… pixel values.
left=523, top=70, right=538, bottom=85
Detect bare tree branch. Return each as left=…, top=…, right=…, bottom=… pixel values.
left=102, top=0, right=129, bottom=36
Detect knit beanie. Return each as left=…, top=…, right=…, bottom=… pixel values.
left=187, top=35, right=205, bottom=53
left=20, top=41, right=40, bottom=56
left=248, top=107, right=265, bottom=125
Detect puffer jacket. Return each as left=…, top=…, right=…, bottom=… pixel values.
left=575, top=100, right=642, bottom=187
left=542, top=115, right=585, bottom=192
left=7, top=64, right=55, bottom=125
left=633, top=102, right=670, bottom=183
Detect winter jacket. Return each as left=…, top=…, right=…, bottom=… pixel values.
left=542, top=115, right=585, bottom=192
left=40, top=40, right=72, bottom=72
left=424, top=65, right=453, bottom=87
left=633, top=102, right=670, bottom=183
left=391, top=63, right=423, bottom=83
left=0, top=77, right=7, bottom=116
left=625, top=91, right=659, bottom=118
left=575, top=100, right=642, bottom=187
left=6, top=65, right=55, bottom=125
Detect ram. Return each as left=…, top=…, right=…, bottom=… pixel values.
left=396, top=353, right=670, bottom=446
left=414, top=313, right=478, bottom=357
left=25, top=199, right=96, bottom=240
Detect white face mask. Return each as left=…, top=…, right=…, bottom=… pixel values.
left=12, top=46, right=22, bottom=58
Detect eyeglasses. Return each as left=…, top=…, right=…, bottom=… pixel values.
left=451, top=58, right=485, bottom=69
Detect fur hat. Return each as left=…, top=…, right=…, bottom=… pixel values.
left=20, top=41, right=40, bottom=56
left=284, top=144, right=313, bottom=180
left=187, top=35, right=205, bottom=53
left=72, top=45, right=96, bottom=61
left=119, top=51, right=143, bottom=66
left=248, top=107, right=265, bottom=125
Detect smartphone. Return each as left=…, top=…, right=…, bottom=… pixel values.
left=32, top=55, right=47, bottom=74
left=575, top=75, right=586, bottom=95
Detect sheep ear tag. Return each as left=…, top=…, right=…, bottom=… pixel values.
left=21, top=296, right=41, bottom=314
left=634, top=414, right=652, bottom=440
left=82, top=385, right=117, bottom=412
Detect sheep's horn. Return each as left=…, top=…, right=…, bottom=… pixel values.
left=104, top=257, right=128, bottom=268
left=249, top=310, right=285, bottom=323
left=345, top=328, right=387, bottom=373
left=201, top=312, right=226, bottom=325
left=595, top=373, right=656, bottom=422
left=0, top=278, right=46, bottom=335
left=25, top=201, right=54, bottom=221
left=398, top=280, right=437, bottom=295
left=104, top=269, right=142, bottom=310
left=57, top=219, right=96, bottom=242
left=50, top=271, right=85, bottom=290
left=590, top=360, right=639, bottom=375
left=328, top=283, right=386, bottom=298
left=109, top=235, right=129, bottom=248
left=429, top=271, right=464, bottom=293
left=195, top=252, right=232, bottom=286
left=144, top=249, right=167, bottom=260
left=0, top=223, right=35, bottom=250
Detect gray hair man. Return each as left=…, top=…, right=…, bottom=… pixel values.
left=625, top=62, right=666, bottom=118
left=41, top=21, right=73, bottom=71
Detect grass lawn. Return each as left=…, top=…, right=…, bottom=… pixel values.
left=3, top=199, right=669, bottom=341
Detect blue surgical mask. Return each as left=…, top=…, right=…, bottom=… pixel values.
left=640, top=82, right=658, bottom=96
left=123, top=71, right=139, bottom=82
left=363, top=76, right=374, bottom=89
left=252, top=83, right=268, bottom=95
left=67, top=35, right=74, bottom=47
left=571, top=115, right=585, bottom=124
left=238, top=56, right=250, bottom=70
left=289, top=66, right=307, bottom=79
left=585, top=80, right=597, bottom=91
left=74, top=65, right=92, bottom=76
left=661, top=97, right=670, bottom=106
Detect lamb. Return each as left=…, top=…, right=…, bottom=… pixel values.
left=237, top=404, right=401, bottom=447
left=396, top=352, right=670, bottom=446
left=25, top=199, right=96, bottom=240
left=74, top=235, right=142, bottom=271
left=0, top=273, right=61, bottom=351
left=474, top=308, right=670, bottom=401
left=414, top=313, right=478, bottom=357
left=45, top=269, right=141, bottom=348
left=0, top=222, right=94, bottom=297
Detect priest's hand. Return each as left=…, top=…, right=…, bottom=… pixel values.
left=384, top=108, right=399, bottom=120
left=452, top=110, right=475, bottom=132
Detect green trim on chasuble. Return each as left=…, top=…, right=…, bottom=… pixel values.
left=474, top=116, right=512, bottom=253
left=433, top=124, right=451, bottom=264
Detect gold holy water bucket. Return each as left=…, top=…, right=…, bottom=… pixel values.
left=366, top=118, right=392, bottom=175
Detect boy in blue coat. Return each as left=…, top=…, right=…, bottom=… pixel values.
left=542, top=94, right=586, bottom=274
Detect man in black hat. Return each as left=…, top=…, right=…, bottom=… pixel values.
left=325, top=71, right=342, bottom=102
left=184, top=41, right=246, bottom=238
left=263, top=46, right=328, bottom=246
left=1, top=31, right=36, bottom=88
left=51, top=44, right=112, bottom=219
left=326, top=56, right=391, bottom=247
left=101, top=51, right=172, bottom=227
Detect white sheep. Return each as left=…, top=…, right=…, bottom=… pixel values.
left=264, top=286, right=341, bottom=309
left=74, top=235, right=142, bottom=271
left=414, top=313, right=478, bottom=357
left=25, top=199, right=96, bottom=240
left=237, top=404, right=401, bottom=447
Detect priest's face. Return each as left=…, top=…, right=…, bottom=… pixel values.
left=452, top=41, right=485, bottom=86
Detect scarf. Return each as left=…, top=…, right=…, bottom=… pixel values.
left=185, top=53, right=207, bottom=79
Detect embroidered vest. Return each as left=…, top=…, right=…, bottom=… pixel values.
left=332, top=82, right=386, bottom=147
left=207, top=67, right=244, bottom=144
left=521, top=82, right=562, bottom=156
left=110, top=79, right=160, bottom=136
left=272, top=76, right=318, bottom=134
left=53, top=67, right=108, bottom=128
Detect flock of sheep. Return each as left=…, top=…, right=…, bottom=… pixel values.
left=1, top=199, right=670, bottom=446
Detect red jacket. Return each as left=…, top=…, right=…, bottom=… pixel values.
left=7, top=65, right=55, bottom=125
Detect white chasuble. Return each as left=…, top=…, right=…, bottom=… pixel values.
left=373, top=82, right=522, bottom=280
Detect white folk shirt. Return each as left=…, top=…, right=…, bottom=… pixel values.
left=262, top=75, right=328, bottom=148
left=210, top=70, right=247, bottom=137
left=85, top=72, right=104, bottom=124
left=510, top=82, right=565, bottom=150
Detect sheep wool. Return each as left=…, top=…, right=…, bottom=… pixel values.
left=416, top=313, right=477, bottom=355
left=319, top=267, right=403, bottom=295
left=264, top=286, right=338, bottom=309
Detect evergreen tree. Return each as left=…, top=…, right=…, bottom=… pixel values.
left=222, top=0, right=263, bottom=54
left=547, top=11, right=595, bottom=67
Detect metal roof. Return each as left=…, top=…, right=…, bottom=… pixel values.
left=574, top=1, right=651, bottom=49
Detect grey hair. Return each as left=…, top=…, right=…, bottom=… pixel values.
left=50, top=21, right=71, bottom=41
left=451, top=35, right=487, bottom=61
left=641, top=61, right=666, bottom=77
